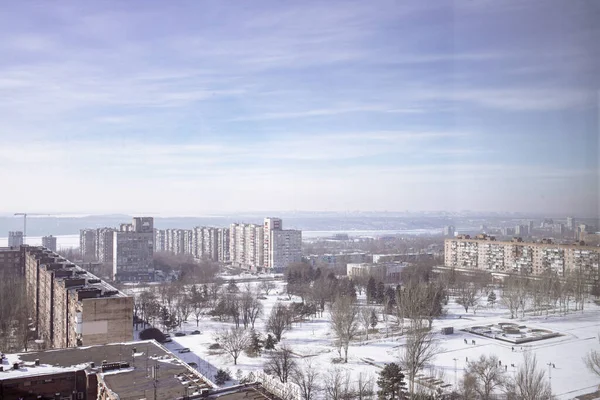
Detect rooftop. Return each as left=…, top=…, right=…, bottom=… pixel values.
left=0, top=340, right=278, bottom=399
left=27, top=246, right=126, bottom=299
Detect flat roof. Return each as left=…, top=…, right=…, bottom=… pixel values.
left=28, top=246, right=127, bottom=299
left=0, top=341, right=278, bottom=399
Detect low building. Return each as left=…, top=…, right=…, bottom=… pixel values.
left=346, top=262, right=406, bottom=282
left=0, top=340, right=279, bottom=400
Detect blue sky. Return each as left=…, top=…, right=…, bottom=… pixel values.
left=0, top=0, right=598, bottom=215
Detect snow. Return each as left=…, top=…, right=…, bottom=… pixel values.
left=140, top=280, right=600, bottom=399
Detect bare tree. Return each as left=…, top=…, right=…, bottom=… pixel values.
left=360, top=307, right=376, bottom=340
left=400, top=321, right=440, bottom=396
left=292, top=359, right=320, bottom=400
left=267, top=302, right=291, bottom=341
left=584, top=334, right=600, bottom=377
left=175, top=293, right=193, bottom=329
left=241, top=289, right=263, bottom=330
left=505, top=352, right=552, bottom=400
left=455, top=281, right=481, bottom=314
left=465, top=354, right=506, bottom=400
left=329, top=296, right=360, bottom=362
left=214, top=328, right=249, bottom=365
left=323, top=367, right=353, bottom=400
left=264, top=344, right=297, bottom=383
left=355, top=372, right=375, bottom=400
left=502, top=276, right=525, bottom=319
left=259, top=280, right=277, bottom=295
left=460, top=372, right=478, bottom=400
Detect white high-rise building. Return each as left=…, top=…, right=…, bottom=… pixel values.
left=264, top=217, right=302, bottom=271
left=8, top=231, right=24, bottom=247
left=229, top=223, right=265, bottom=270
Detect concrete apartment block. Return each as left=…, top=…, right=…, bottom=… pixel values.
left=23, top=246, right=133, bottom=349
left=444, top=235, right=600, bottom=282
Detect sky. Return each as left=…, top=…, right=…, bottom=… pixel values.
left=0, top=0, right=598, bottom=216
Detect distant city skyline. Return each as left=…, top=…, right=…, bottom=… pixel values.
left=0, top=1, right=598, bottom=215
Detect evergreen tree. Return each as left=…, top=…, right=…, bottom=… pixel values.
left=367, top=277, right=377, bottom=303
left=377, top=362, right=407, bottom=399
left=246, top=329, right=263, bottom=357
left=264, top=333, right=276, bottom=350
left=487, top=291, right=497, bottom=307
left=376, top=282, right=385, bottom=304
left=370, top=308, right=379, bottom=329
left=227, top=279, right=239, bottom=293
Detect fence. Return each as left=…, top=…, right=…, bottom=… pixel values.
left=255, top=371, right=301, bottom=400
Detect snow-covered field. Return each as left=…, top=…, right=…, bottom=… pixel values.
left=133, top=281, right=600, bottom=399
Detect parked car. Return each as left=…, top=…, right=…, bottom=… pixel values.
left=191, top=330, right=201, bottom=335
left=188, top=362, right=198, bottom=368
left=164, top=334, right=171, bottom=338
left=162, top=337, right=173, bottom=343
left=175, top=332, right=186, bottom=337
left=178, top=348, right=191, bottom=353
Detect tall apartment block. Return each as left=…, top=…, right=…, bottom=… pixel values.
left=96, top=227, right=116, bottom=263
left=41, top=235, right=57, bottom=252
left=230, top=218, right=301, bottom=272
left=8, top=231, right=24, bottom=247
left=23, top=246, right=133, bottom=349
left=444, top=234, right=600, bottom=282
left=217, top=227, right=230, bottom=262
left=113, top=217, right=154, bottom=281
left=230, top=223, right=264, bottom=270
left=443, top=225, right=455, bottom=237
left=79, top=228, right=97, bottom=261
left=264, top=217, right=302, bottom=271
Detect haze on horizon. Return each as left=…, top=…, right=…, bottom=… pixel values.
left=0, top=1, right=598, bottom=216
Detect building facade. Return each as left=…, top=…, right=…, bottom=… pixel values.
left=41, top=235, right=57, bottom=252
left=79, top=229, right=97, bottom=262
left=0, top=246, right=23, bottom=276
left=96, top=228, right=115, bottom=263
left=112, top=217, right=154, bottom=281
left=23, top=247, right=133, bottom=349
left=8, top=231, right=24, bottom=247
left=444, top=234, right=600, bottom=282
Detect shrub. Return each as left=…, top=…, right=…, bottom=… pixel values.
left=215, top=368, right=231, bottom=385
left=209, top=343, right=221, bottom=350
left=139, top=327, right=166, bottom=343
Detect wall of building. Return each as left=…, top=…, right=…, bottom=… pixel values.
left=80, top=297, right=134, bottom=346
left=444, top=237, right=600, bottom=282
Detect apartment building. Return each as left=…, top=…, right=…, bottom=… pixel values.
left=229, top=223, right=264, bottom=270
left=217, top=227, right=230, bottom=262
left=113, top=217, right=154, bottom=281
left=444, top=234, right=600, bottom=282
left=0, top=246, right=23, bottom=276
left=230, top=218, right=301, bottom=271
left=24, top=246, right=133, bottom=349
left=41, top=235, right=57, bottom=252
left=8, top=231, right=24, bottom=247
left=96, top=228, right=116, bottom=263
left=79, top=229, right=97, bottom=261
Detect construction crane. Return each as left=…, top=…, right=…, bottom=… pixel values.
left=14, top=213, right=53, bottom=245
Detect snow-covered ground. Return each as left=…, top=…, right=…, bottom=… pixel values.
left=136, top=281, right=600, bottom=399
